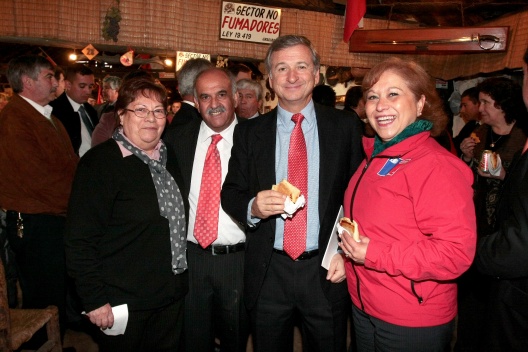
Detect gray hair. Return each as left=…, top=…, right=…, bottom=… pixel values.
left=236, top=79, right=263, bottom=101
left=178, top=58, right=214, bottom=96
left=264, top=35, right=320, bottom=77
left=103, top=75, right=122, bottom=90
left=194, top=68, right=237, bottom=101
left=7, top=55, right=54, bottom=93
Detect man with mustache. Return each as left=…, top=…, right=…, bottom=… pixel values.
left=164, top=68, right=249, bottom=352
left=0, top=55, right=78, bottom=342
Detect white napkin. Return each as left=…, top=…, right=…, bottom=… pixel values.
left=489, top=154, right=502, bottom=177
left=102, top=304, right=129, bottom=336
left=281, top=195, right=306, bottom=219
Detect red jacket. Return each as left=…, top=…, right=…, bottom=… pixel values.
left=344, top=132, right=476, bottom=327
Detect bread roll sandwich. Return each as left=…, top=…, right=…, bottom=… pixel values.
left=340, top=217, right=360, bottom=242
left=490, top=152, right=499, bottom=169
left=470, top=132, right=481, bottom=143
left=272, top=179, right=301, bottom=203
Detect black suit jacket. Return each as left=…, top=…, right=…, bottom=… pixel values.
left=166, top=102, right=201, bottom=132
left=50, top=93, right=99, bottom=155
left=221, top=103, right=363, bottom=309
left=475, top=149, right=528, bottom=350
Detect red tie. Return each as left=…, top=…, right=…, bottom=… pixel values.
left=283, top=113, right=308, bottom=260
left=194, top=134, right=223, bottom=248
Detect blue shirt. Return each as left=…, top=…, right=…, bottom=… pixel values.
left=273, top=102, right=320, bottom=251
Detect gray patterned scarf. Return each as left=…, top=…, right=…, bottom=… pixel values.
left=113, top=128, right=187, bottom=274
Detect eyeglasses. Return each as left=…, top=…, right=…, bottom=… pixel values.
left=125, top=108, right=166, bottom=119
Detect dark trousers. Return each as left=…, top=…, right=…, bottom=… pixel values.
left=95, top=298, right=185, bottom=352
left=250, top=251, right=349, bottom=352
left=6, top=212, right=67, bottom=331
left=352, top=305, right=455, bottom=352
left=184, top=243, right=249, bottom=352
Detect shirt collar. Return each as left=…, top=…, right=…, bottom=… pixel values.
left=66, top=94, right=82, bottom=112
left=19, top=95, right=53, bottom=119
left=277, top=100, right=315, bottom=128
left=199, top=115, right=238, bottom=145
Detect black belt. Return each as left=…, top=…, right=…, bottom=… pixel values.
left=273, top=248, right=319, bottom=261
left=188, top=241, right=245, bottom=255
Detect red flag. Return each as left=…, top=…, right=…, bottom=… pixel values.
left=343, top=0, right=366, bottom=42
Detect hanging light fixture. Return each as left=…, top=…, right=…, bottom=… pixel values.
left=164, top=57, right=173, bottom=67
left=69, top=49, right=77, bottom=61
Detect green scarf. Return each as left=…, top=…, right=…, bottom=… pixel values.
left=372, top=119, right=432, bottom=158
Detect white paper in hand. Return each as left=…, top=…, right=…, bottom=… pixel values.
left=322, top=206, right=343, bottom=270
left=102, top=304, right=129, bottom=335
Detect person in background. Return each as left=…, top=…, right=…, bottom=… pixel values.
left=312, top=84, right=336, bottom=107
left=95, top=75, right=122, bottom=118
left=51, top=64, right=98, bottom=156
left=457, top=76, right=528, bottom=352
left=65, top=77, right=188, bottom=351
left=340, top=57, right=476, bottom=352
left=344, top=85, right=375, bottom=137
left=460, top=77, right=527, bottom=237
left=221, top=35, right=363, bottom=352
left=228, top=63, right=253, bottom=81
left=0, top=55, right=78, bottom=344
left=0, top=92, right=9, bottom=111
left=53, top=66, right=66, bottom=100
left=236, top=78, right=262, bottom=119
left=165, top=67, right=249, bottom=352
left=166, top=97, right=182, bottom=124
left=474, top=47, right=528, bottom=352
left=454, top=86, right=481, bottom=155
left=166, top=58, right=213, bottom=129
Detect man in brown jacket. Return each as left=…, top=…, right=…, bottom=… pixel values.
left=0, top=55, right=78, bottom=340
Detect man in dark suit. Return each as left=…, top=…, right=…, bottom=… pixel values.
left=166, top=58, right=213, bottom=129
left=221, top=35, right=363, bottom=351
left=51, top=64, right=98, bottom=156
left=164, top=68, right=249, bottom=352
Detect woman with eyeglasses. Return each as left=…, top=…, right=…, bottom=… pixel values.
left=65, top=77, right=189, bottom=351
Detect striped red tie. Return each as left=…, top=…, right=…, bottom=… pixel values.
left=194, top=134, right=222, bottom=248
left=283, top=113, right=307, bottom=260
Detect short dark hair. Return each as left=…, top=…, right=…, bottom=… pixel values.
left=312, top=85, right=336, bottom=107
left=65, top=64, right=94, bottom=81
left=477, top=77, right=524, bottom=125
left=7, top=55, right=54, bottom=93
left=54, top=66, right=64, bottom=81
left=461, top=86, right=479, bottom=104
left=227, top=63, right=252, bottom=78
left=344, top=86, right=362, bottom=111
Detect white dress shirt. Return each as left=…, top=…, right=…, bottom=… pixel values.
left=187, top=118, right=245, bottom=246
left=66, top=95, right=92, bottom=156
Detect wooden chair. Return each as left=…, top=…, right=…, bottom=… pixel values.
left=0, top=259, right=62, bottom=351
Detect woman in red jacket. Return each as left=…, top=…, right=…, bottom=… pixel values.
left=340, top=57, right=477, bottom=352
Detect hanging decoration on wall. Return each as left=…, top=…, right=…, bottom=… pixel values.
left=82, top=44, right=99, bottom=61
left=349, top=26, right=509, bottom=53
left=102, top=0, right=122, bottom=42
left=120, top=50, right=134, bottom=66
